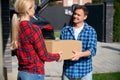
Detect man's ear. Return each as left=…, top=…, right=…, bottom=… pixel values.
left=84, top=15, right=87, bottom=20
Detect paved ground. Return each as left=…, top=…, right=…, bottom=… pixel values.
left=7, top=42, right=120, bottom=80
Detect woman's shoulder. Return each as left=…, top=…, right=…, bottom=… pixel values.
left=20, top=21, right=29, bottom=26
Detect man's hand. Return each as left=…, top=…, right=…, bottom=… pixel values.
left=71, top=51, right=84, bottom=61
left=71, top=50, right=91, bottom=61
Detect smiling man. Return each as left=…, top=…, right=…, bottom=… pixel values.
left=60, top=5, right=97, bottom=80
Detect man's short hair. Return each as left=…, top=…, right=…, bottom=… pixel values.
left=74, top=5, right=88, bottom=16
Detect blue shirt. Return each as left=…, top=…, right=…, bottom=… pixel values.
left=60, top=23, right=97, bottom=78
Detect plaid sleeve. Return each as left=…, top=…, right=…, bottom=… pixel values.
left=31, top=24, right=60, bottom=61
left=87, top=28, right=97, bottom=56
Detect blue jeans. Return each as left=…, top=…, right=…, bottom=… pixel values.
left=17, top=71, right=44, bottom=80
left=62, top=72, right=92, bottom=80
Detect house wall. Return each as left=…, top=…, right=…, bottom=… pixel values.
left=63, top=0, right=92, bottom=6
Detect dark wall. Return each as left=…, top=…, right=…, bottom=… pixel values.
left=1, top=0, right=12, bottom=72
left=86, top=4, right=105, bottom=42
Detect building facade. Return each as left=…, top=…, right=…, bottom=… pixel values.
left=63, top=0, right=92, bottom=6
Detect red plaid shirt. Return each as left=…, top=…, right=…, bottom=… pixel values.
left=16, top=21, right=59, bottom=74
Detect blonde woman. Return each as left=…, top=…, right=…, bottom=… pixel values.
left=11, top=0, right=62, bottom=80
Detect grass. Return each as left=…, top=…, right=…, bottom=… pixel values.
left=54, top=31, right=60, bottom=38
left=74, top=72, right=120, bottom=80
left=93, top=72, right=120, bottom=80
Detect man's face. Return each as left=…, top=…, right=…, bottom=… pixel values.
left=73, top=9, right=87, bottom=24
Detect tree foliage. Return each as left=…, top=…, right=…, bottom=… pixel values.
left=113, top=0, right=120, bottom=42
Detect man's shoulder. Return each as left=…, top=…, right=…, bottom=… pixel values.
left=64, top=25, right=72, bottom=28
left=62, top=25, right=72, bottom=30
left=84, top=23, right=96, bottom=31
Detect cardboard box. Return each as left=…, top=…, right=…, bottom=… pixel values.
left=45, top=40, right=82, bottom=60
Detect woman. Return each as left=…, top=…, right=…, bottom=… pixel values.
left=11, top=0, right=62, bottom=80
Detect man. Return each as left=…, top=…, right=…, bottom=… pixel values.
left=60, top=5, right=97, bottom=80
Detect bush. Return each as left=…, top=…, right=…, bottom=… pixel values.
left=113, top=0, right=120, bottom=42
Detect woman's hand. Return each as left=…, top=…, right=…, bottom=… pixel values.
left=57, top=51, right=63, bottom=62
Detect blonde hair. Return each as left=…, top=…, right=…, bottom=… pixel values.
left=14, top=0, right=35, bottom=14
left=11, top=0, right=34, bottom=50
left=11, top=14, right=19, bottom=50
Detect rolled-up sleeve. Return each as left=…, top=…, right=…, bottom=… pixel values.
left=87, top=28, right=97, bottom=56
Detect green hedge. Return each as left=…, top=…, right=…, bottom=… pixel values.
left=113, top=0, right=120, bottom=42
